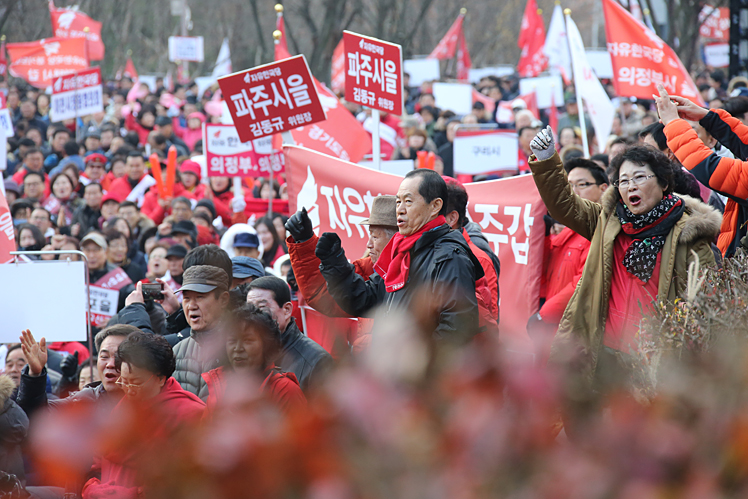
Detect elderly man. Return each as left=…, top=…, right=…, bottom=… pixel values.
left=317, top=169, right=483, bottom=341
left=81, top=232, right=135, bottom=316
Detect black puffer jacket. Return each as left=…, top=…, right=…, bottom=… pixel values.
left=320, top=223, right=482, bottom=342
left=0, top=375, right=28, bottom=485
left=278, top=318, right=332, bottom=393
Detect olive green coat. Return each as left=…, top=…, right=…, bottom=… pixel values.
left=530, top=152, right=721, bottom=389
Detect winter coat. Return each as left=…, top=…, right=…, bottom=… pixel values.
left=140, top=183, right=197, bottom=225
left=17, top=366, right=110, bottom=418
left=172, top=115, right=204, bottom=151
left=278, top=318, right=333, bottom=393
left=172, top=328, right=224, bottom=401
left=320, top=223, right=483, bottom=342
left=530, top=151, right=721, bottom=390
left=0, top=375, right=28, bottom=485
left=202, top=366, right=307, bottom=415
left=72, top=204, right=102, bottom=235
left=466, top=222, right=501, bottom=319
left=539, top=227, right=590, bottom=324
left=664, top=110, right=748, bottom=257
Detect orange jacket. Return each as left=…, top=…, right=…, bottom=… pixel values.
left=665, top=110, right=748, bottom=256
left=539, top=227, right=590, bottom=324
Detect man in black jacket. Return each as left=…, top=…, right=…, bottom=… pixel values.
left=317, top=169, right=482, bottom=342
left=72, top=183, right=103, bottom=237
left=247, top=276, right=332, bottom=393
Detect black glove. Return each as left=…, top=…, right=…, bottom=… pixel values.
left=58, top=351, right=79, bottom=396
left=315, top=232, right=344, bottom=263
left=286, top=207, right=314, bottom=243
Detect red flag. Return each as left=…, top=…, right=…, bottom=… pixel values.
left=48, top=1, right=105, bottom=61
left=0, top=38, right=7, bottom=77
left=603, top=0, right=704, bottom=105
left=275, top=8, right=292, bottom=60
left=8, top=38, right=88, bottom=88
left=115, top=57, right=138, bottom=81
left=457, top=29, right=472, bottom=81
left=429, top=13, right=465, bottom=60
left=472, top=88, right=496, bottom=114
left=0, top=186, right=15, bottom=264
left=517, top=0, right=548, bottom=77
left=331, top=38, right=345, bottom=94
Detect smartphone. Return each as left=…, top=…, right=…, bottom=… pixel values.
left=141, top=282, right=164, bottom=301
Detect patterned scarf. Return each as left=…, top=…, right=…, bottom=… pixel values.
left=616, top=194, right=685, bottom=283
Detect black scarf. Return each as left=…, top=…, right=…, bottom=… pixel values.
left=616, top=194, right=685, bottom=283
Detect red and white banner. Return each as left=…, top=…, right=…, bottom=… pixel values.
left=0, top=186, right=15, bottom=264
left=50, top=67, right=103, bottom=121
left=429, top=13, right=465, bottom=60
left=49, top=1, right=105, bottom=61
left=8, top=38, right=88, bottom=89
left=285, top=145, right=546, bottom=353
left=344, top=31, right=403, bottom=115
left=603, top=0, right=704, bottom=105
left=219, top=55, right=327, bottom=143
left=517, top=0, right=548, bottom=77
left=204, top=123, right=284, bottom=178
left=331, top=39, right=345, bottom=94
left=289, top=79, right=371, bottom=163
left=699, top=6, right=730, bottom=41
left=89, top=267, right=132, bottom=328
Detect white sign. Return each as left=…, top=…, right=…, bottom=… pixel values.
left=585, top=49, right=614, bottom=79
left=0, top=109, right=14, bottom=138
left=704, top=43, right=729, bottom=68
left=518, top=75, right=564, bottom=109
left=432, top=82, right=473, bottom=115
left=454, top=129, right=519, bottom=175
left=0, top=261, right=87, bottom=342
left=403, top=58, right=441, bottom=86
left=205, top=124, right=273, bottom=156
left=468, top=66, right=516, bottom=84
left=358, top=159, right=414, bottom=176
left=50, top=67, right=103, bottom=122
left=168, top=36, right=205, bottom=62
left=89, top=285, right=120, bottom=328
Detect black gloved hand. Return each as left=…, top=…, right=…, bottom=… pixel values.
left=286, top=207, right=314, bottom=243
left=60, top=350, right=79, bottom=379
left=315, top=232, right=344, bottom=263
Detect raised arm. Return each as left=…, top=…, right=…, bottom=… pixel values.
left=528, top=127, right=601, bottom=241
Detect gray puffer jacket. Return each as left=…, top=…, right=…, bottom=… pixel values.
left=172, top=329, right=224, bottom=401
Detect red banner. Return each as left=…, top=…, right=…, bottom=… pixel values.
left=344, top=31, right=403, bottom=115
left=275, top=10, right=292, bottom=61
left=285, top=145, right=546, bottom=353
left=603, top=0, right=704, bottom=105
left=0, top=185, right=15, bottom=264
left=331, top=39, right=345, bottom=94
left=699, top=6, right=729, bottom=41
left=49, top=2, right=105, bottom=61
left=289, top=79, right=371, bottom=163
left=219, top=55, right=327, bottom=143
left=517, top=0, right=548, bottom=77
left=8, top=38, right=88, bottom=88
left=0, top=39, right=7, bottom=77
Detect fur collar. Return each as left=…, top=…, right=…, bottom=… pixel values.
left=0, top=375, right=15, bottom=403
left=600, top=188, right=722, bottom=244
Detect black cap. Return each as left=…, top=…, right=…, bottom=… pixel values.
left=171, top=220, right=197, bottom=238
left=233, top=232, right=259, bottom=248
left=155, top=115, right=172, bottom=127
left=195, top=199, right=217, bottom=220
left=166, top=244, right=188, bottom=259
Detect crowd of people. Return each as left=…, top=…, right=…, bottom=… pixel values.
left=4, top=61, right=748, bottom=497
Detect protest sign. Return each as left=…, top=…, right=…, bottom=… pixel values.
left=403, top=58, right=440, bottom=86
left=168, top=36, right=204, bottom=62
left=344, top=31, right=403, bottom=115
left=50, top=67, right=103, bottom=122
left=453, top=129, right=519, bottom=175
left=285, top=145, right=546, bottom=353
left=432, top=82, right=473, bottom=114
left=219, top=55, right=326, bottom=143
left=204, top=123, right=285, bottom=178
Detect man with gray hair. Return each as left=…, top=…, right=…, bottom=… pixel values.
left=172, top=265, right=231, bottom=400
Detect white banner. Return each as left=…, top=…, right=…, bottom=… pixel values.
left=432, top=82, right=473, bottom=114
left=0, top=109, right=14, bottom=138
left=50, top=68, right=104, bottom=122
left=454, top=129, right=519, bottom=175
left=168, top=36, right=205, bottom=62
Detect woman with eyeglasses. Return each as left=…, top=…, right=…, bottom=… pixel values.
left=528, top=126, right=721, bottom=407
left=81, top=331, right=204, bottom=499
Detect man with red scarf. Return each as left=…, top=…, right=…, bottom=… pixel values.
left=316, top=169, right=483, bottom=341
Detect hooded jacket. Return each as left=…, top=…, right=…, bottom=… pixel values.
left=320, top=223, right=483, bottom=342
left=0, top=375, right=28, bottom=485
left=530, top=152, right=721, bottom=391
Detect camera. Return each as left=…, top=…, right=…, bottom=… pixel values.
left=141, top=283, right=164, bottom=301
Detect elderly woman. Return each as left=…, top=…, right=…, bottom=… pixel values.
left=528, top=126, right=721, bottom=394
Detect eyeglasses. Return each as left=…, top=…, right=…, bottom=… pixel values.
left=115, top=375, right=153, bottom=392
left=613, top=174, right=656, bottom=189
left=571, top=181, right=598, bottom=190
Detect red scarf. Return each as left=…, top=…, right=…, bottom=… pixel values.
left=374, top=215, right=446, bottom=292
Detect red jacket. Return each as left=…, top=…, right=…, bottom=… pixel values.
left=82, top=377, right=204, bottom=498
left=106, top=175, right=139, bottom=203
left=202, top=366, right=306, bottom=415
left=463, top=229, right=499, bottom=323
left=124, top=112, right=153, bottom=146
left=539, top=227, right=590, bottom=324
left=140, top=183, right=196, bottom=225
left=13, top=167, right=51, bottom=199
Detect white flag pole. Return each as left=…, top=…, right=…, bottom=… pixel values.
left=564, top=9, right=590, bottom=158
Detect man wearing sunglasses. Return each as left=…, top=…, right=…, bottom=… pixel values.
left=528, top=158, right=609, bottom=363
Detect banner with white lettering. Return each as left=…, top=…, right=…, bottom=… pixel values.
left=285, top=145, right=546, bottom=353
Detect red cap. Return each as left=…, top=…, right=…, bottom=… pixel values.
left=85, top=153, right=107, bottom=165
left=102, top=191, right=121, bottom=204
left=180, top=160, right=201, bottom=180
